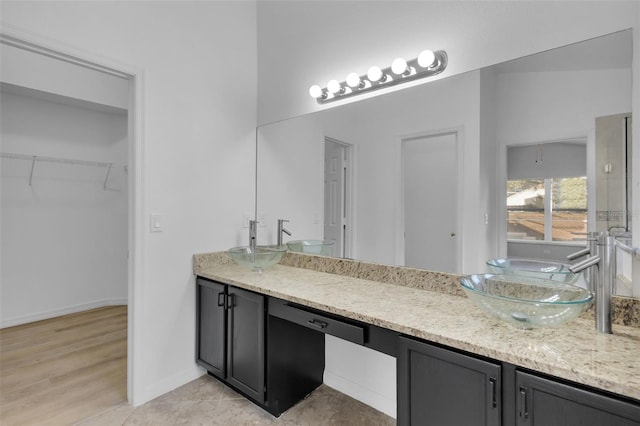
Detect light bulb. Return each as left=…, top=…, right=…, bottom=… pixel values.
left=327, top=79, right=341, bottom=94
left=309, top=85, right=323, bottom=98
left=391, top=57, right=408, bottom=75
left=346, top=72, right=361, bottom=88
left=417, top=50, right=436, bottom=68
left=367, top=66, right=383, bottom=82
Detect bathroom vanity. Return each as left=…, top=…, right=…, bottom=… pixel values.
left=194, top=252, right=640, bottom=425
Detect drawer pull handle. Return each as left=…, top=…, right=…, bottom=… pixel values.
left=308, top=319, right=328, bottom=329
left=519, top=386, right=528, bottom=420
left=226, top=293, right=235, bottom=310
left=489, top=377, right=497, bottom=408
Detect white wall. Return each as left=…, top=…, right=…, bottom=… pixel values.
left=496, top=69, right=631, bottom=145
left=256, top=114, right=325, bottom=244
left=257, top=1, right=638, bottom=125
left=1, top=0, right=257, bottom=406
left=1, top=91, right=128, bottom=326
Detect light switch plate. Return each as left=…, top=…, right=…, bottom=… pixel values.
left=150, top=213, right=163, bottom=232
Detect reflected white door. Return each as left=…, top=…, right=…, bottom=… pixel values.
left=324, top=139, right=346, bottom=257
left=403, top=133, right=458, bottom=272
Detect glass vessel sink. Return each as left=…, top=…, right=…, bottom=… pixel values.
left=286, top=240, right=335, bottom=256
left=460, top=274, right=593, bottom=329
left=486, top=258, right=580, bottom=284
left=228, top=245, right=287, bottom=272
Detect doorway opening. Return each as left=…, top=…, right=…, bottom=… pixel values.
left=0, top=31, right=141, bottom=415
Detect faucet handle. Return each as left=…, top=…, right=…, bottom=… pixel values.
left=567, top=247, right=590, bottom=261
left=568, top=255, right=600, bottom=273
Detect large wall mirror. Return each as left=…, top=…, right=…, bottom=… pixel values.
left=256, top=29, right=635, bottom=297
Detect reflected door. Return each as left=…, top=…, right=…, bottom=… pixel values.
left=324, top=138, right=347, bottom=257
left=403, top=133, right=458, bottom=272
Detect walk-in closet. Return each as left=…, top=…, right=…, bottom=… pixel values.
left=0, top=38, right=130, bottom=424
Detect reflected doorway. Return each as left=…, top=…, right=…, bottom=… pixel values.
left=324, top=137, right=352, bottom=258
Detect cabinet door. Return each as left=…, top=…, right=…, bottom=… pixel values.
left=196, top=278, right=226, bottom=379
left=516, top=371, right=640, bottom=426
left=398, top=336, right=501, bottom=426
left=226, top=287, right=265, bottom=404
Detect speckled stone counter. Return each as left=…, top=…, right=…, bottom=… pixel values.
left=194, top=252, right=640, bottom=402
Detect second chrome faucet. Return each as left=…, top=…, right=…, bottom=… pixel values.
left=277, top=219, right=292, bottom=247
left=567, top=231, right=616, bottom=334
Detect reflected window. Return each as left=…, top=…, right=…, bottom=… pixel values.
left=507, top=177, right=587, bottom=242
left=507, top=141, right=587, bottom=243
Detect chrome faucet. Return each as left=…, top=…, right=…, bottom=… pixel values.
left=568, top=232, right=615, bottom=334
left=567, top=232, right=601, bottom=294
left=249, top=220, right=258, bottom=252
left=277, top=219, right=292, bottom=246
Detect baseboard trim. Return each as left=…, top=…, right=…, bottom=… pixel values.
left=0, top=298, right=128, bottom=328
left=323, top=370, right=397, bottom=419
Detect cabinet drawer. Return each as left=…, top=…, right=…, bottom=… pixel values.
left=269, top=299, right=364, bottom=345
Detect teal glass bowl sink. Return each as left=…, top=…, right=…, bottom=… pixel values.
left=228, top=245, right=287, bottom=272
left=286, top=240, right=335, bottom=256
left=460, top=274, right=593, bottom=329
left=486, top=258, right=580, bottom=284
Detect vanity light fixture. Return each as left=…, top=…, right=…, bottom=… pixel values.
left=309, top=49, right=447, bottom=104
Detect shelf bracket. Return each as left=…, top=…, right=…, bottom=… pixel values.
left=28, top=156, right=36, bottom=186
left=103, top=163, right=113, bottom=190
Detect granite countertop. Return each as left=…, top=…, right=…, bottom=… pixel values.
left=194, top=253, right=640, bottom=402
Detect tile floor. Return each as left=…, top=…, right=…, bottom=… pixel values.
left=78, top=375, right=395, bottom=425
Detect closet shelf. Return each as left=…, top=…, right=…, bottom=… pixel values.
left=0, top=152, right=127, bottom=189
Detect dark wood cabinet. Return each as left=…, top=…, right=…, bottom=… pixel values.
left=196, top=277, right=265, bottom=404
left=197, top=279, right=226, bottom=377
left=398, top=335, right=640, bottom=426
left=515, top=370, right=640, bottom=426
left=398, top=336, right=502, bottom=426
left=224, top=286, right=265, bottom=402
left=196, top=277, right=325, bottom=416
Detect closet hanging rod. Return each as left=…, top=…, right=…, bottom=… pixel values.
left=0, top=152, right=125, bottom=169
left=1, top=152, right=127, bottom=188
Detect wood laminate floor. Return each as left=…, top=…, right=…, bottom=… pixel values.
left=0, top=306, right=128, bottom=425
